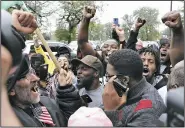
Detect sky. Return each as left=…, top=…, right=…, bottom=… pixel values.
left=47, top=1, right=183, bottom=32
left=95, top=1, right=183, bottom=31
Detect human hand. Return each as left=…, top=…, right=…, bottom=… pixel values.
left=58, top=68, right=72, bottom=86
left=12, top=10, right=37, bottom=34
left=161, top=11, right=182, bottom=31
left=102, top=76, right=127, bottom=111
left=83, top=6, right=96, bottom=19
left=115, top=26, right=125, bottom=41
left=134, top=17, right=146, bottom=31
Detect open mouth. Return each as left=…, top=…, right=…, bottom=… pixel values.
left=143, top=68, right=149, bottom=76
left=161, top=53, right=166, bottom=57
left=31, top=86, right=39, bottom=92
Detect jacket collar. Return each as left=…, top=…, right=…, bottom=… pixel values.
left=127, top=77, right=150, bottom=100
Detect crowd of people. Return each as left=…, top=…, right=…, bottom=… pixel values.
left=1, top=5, right=184, bottom=127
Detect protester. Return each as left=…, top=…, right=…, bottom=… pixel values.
left=167, top=60, right=184, bottom=90
left=102, top=49, right=166, bottom=126
left=161, top=10, right=184, bottom=126
left=1, top=9, right=38, bottom=126
left=77, top=6, right=145, bottom=78
left=52, top=50, right=77, bottom=98
left=135, top=39, right=143, bottom=51
left=71, top=55, right=104, bottom=107
left=8, top=54, right=83, bottom=127
left=138, top=47, right=168, bottom=105
left=30, top=53, right=56, bottom=99
left=161, top=11, right=184, bottom=67
left=68, top=107, right=113, bottom=126
left=126, top=17, right=146, bottom=51
left=159, top=38, right=171, bottom=74
left=33, top=37, right=56, bottom=76
left=2, top=9, right=83, bottom=127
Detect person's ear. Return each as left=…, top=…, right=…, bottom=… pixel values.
left=9, top=89, right=15, bottom=96
left=94, top=71, right=99, bottom=78
left=121, top=76, right=130, bottom=85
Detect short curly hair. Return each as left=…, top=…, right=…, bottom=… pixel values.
left=108, top=49, right=143, bottom=80
left=138, top=47, right=160, bottom=75
left=167, top=60, right=184, bottom=90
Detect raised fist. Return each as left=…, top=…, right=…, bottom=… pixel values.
left=161, top=11, right=182, bottom=30
left=83, top=6, right=96, bottom=19
left=135, top=17, right=146, bottom=29
left=12, top=10, right=38, bottom=34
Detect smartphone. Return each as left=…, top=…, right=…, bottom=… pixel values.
left=39, top=64, right=48, bottom=81
left=113, top=78, right=129, bottom=97
left=81, top=94, right=92, bottom=103
left=113, top=18, right=119, bottom=26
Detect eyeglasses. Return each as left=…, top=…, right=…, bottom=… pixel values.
left=105, top=73, right=124, bottom=81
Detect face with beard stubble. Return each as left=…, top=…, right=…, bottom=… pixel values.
left=76, top=63, right=96, bottom=90
left=10, top=72, right=40, bottom=107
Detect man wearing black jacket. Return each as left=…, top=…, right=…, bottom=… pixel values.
left=8, top=54, right=82, bottom=127
left=4, top=9, right=82, bottom=127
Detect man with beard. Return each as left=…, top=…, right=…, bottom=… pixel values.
left=8, top=54, right=82, bottom=127
left=1, top=9, right=26, bottom=126
left=139, top=47, right=168, bottom=105
left=77, top=6, right=145, bottom=76
left=71, top=55, right=104, bottom=107
left=159, top=38, right=171, bottom=74
left=5, top=9, right=82, bottom=127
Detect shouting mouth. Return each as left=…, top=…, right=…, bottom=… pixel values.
left=31, top=85, right=39, bottom=93
left=161, top=52, right=167, bottom=57
left=143, top=68, right=149, bottom=76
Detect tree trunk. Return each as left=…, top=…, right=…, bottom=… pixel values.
left=68, top=25, right=73, bottom=44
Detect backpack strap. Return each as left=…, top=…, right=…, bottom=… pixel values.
left=155, top=75, right=168, bottom=90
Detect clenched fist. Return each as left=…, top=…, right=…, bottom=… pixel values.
left=12, top=10, right=37, bottom=34
left=83, top=6, right=96, bottom=19
left=135, top=17, right=146, bottom=31
left=161, top=11, right=182, bottom=31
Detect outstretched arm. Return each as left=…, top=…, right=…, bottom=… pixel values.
left=161, top=11, right=184, bottom=67
left=126, top=18, right=146, bottom=51
left=78, top=6, right=101, bottom=59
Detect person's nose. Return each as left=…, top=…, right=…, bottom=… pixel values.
left=107, top=46, right=111, bottom=51
left=143, top=60, right=148, bottom=66
left=77, top=68, right=82, bottom=75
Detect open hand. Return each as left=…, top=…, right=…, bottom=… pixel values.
left=161, top=11, right=182, bottom=30
left=83, top=6, right=96, bottom=19
left=12, top=10, right=37, bottom=34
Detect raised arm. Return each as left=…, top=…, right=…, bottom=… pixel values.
left=78, top=6, right=99, bottom=58
left=56, top=68, right=83, bottom=119
left=126, top=18, right=146, bottom=51
left=161, top=11, right=184, bottom=67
